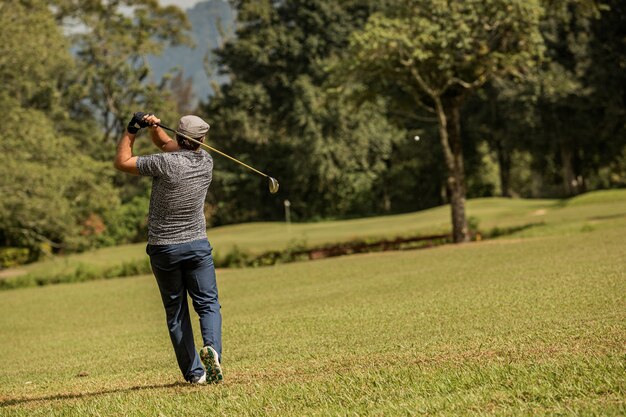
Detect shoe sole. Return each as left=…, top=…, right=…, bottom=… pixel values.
left=200, top=346, right=223, bottom=384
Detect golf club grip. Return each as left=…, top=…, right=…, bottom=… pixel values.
left=155, top=123, right=270, bottom=179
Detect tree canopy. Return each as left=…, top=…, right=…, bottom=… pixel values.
left=53, top=0, right=191, bottom=141
left=340, top=0, right=545, bottom=241
left=0, top=0, right=624, bottom=265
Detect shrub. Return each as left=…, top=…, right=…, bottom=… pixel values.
left=0, top=247, right=31, bottom=268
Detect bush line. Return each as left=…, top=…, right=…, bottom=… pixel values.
left=0, top=259, right=153, bottom=291
left=0, top=233, right=451, bottom=290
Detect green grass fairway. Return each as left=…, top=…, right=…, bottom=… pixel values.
left=0, top=206, right=624, bottom=414
left=2, top=189, right=625, bottom=284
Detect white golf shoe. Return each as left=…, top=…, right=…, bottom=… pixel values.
left=189, top=372, right=207, bottom=384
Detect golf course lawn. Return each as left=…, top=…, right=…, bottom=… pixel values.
left=0, top=204, right=624, bottom=415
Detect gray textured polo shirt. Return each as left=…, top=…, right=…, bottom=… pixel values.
left=137, top=150, right=213, bottom=245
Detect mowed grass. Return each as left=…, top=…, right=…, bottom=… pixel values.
left=0, top=208, right=624, bottom=415
left=2, top=189, right=625, bottom=282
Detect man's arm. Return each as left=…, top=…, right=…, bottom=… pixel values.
left=145, top=114, right=180, bottom=152
left=114, top=112, right=149, bottom=175
left=114, top=131, right=139, bottom=175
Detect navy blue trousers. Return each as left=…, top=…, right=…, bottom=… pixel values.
left=147, top=238, right=222, bottom=381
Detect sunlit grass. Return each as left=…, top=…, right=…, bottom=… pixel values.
left=0, top=207, right=624, bottom=415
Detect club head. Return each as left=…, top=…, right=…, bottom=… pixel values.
left=268, top=177, right=279, bottom=194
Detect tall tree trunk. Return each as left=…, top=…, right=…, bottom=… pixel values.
left=434, top=95, right=470, bottom=243
left=560, top=143, right=581, bottom=196
left=496, top=137, right=513, bottom=197
left=487, top=89, right=512, bottom=197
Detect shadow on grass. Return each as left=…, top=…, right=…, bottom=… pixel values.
left=485, top=222, right=545, bottom=238
left=586, top=212, right=626, bottom=221
left=0, top=381, right=187, bottom=408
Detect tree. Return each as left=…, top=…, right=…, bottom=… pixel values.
left=204, top=0, right=399, bottom=223
left=0, top=0, right=122, bottom=260
left=345, top=0, right=545, bottom=242
left=53, top=0, right=191, bottom=141
left=471, top=0, right=625, bottom=198
left=586, top=0, right=626, bottom=188
left=538, top=0, right=626, bottom=194
left=0, top=100, right=120, bottom=258
left=462, top=76, right=539, bottom=198
left=168, top=70, right=196, bottom=115
left=0, top=0, right=73, bottom=114
left=529, top=0, right=600, bottom=196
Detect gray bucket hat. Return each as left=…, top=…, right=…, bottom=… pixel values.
left=178, top=115, right=210, bottom=138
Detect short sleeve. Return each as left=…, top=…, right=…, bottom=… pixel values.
left=137, top=153, right=169, bottom=177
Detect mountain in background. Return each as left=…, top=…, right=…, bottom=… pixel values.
left=149, top=0, right=235, bottom=104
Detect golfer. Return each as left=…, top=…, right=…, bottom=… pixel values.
left=114, top=112, right=223, bottom=384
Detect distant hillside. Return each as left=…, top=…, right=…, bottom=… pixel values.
left=149, top=0, right=235, bottom=104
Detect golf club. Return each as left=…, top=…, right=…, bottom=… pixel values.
left=156, top=123, right=279, bottom=194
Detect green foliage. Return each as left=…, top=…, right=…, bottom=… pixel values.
left=343, top=0, right=545, bottom=241
left=0, top=0, right=174, bottom=261
left=0, top=258, right=152, bottom=290
left=346, top=1, right=545, bottom=98
left=0, top=247, right=31, bottom=269
left=100, top=196, right=150, bottom=246
left=466, top=0, right=626, bottom=198
left=0, top=0, right=199, bottom=263
left=53, top=0, right=191, bottom=141
left=0, top=101, right=120, bottom=257
left=464, top=142, right=501, bottom=197
left=0, top=1, right=74, bottom=113
left=1, top=0, right=624, bottom=260
left=204, top=0, right=398, bottom=223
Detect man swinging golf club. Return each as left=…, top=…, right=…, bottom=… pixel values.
left=114, top=112, right=223, bottom=384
